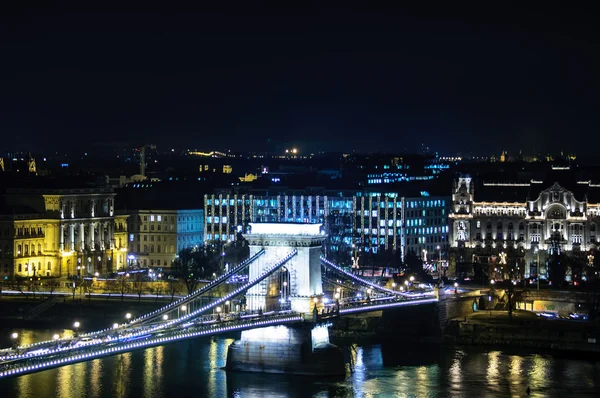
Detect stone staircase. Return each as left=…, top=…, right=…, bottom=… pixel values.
left=24, top=296, right=58, bottom=320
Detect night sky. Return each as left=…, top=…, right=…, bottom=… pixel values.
left=1, top=3, right=598, bottom=157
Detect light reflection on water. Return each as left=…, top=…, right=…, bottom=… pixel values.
left=0, top=330, right=599, bottom=397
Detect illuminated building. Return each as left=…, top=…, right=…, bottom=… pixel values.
left=126, top=209, right=203, bottom=268
left=0, top=188, right=126, bottom=278
left=204, top=191, right=449, bottom=261
left=449, top=176, right=600, bottom=280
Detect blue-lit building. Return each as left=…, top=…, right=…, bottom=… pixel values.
left=204, top=189, right=450, bottom=264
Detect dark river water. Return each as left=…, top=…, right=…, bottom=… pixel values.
left=0, top=328, right=599, bottom=397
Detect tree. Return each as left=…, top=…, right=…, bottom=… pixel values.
left=568, top=251, right=587, bottom=283
left=583, top=250, right=600, bottom=324
left=167, top=278, right=180, bottom=302
left=223, top=233, right=250, bottom=268
left=46, top=279, right=60, bottom=296
left=105, top=279, right=118, bottom=300
left=116, top=274, right=131, bottom=302
left=548, top=250, right=565, bottom=288
left=174, top=246, right=220, bottom=295
left=131, top=273, right=147, bottom=303
left=81, top=279, right=94, bottom=300
left=404, top=249, right=425, bottom=279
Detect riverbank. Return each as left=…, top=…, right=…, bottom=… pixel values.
left=446, top=310, right=600, bottom=357
left=0, top=295, right=176, bottom=331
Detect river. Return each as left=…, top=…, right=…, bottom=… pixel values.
left=0, top=328, right=599, bottom=397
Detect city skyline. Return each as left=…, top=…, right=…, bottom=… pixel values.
left=1, top=4, right=598, bottom=156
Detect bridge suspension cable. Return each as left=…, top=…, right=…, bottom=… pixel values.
left=130, top=249, right=266, bottom=326
left=153, top=249, right=298, bottom=331
left=320, top=257, right=403, bottom=297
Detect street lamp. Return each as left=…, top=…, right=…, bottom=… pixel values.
left=73, top=321, right=80, bottom=336
left=53, top=334, right=60, bottom=340
left=11, top=332, right=19, bottom=348
left=392, top=282, right=397, bottom=290
left=454, top=282, right=459, bottom=294
left=216, top=306, right=222, bottom=314
left=112, top=323, right=119, bottom=329
left=225, top=300, right=230, bottom=313
left=162, top=315, right=168, bottom=321
left=409, top=276, right=415, bottom=282
left=125, top=313, right=132, bottom=321
left=181, top=305, right=187, bottom=311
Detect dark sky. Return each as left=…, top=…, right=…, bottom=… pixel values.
left=1, top=3, right=598, bottom=157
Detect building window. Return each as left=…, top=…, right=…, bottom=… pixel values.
left=47, top=262, right=51, bottom=270
left=157, top=215, right=162, bottom=222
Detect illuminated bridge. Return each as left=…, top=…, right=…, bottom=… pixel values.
left=0, top=223, right=437, bottom=378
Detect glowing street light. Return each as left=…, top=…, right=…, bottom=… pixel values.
left=112, top=323, right=119, bottom=329
left=181, top=305, right=187, bottom=311
left=73, top=321, right=80, bottom=329
left=409, top=276, right=415, bottom=282
left=11, top=332, right=18, bottom=340
left=334, top=293, right=340, bottom=299
left=53, top=334, right=60, bottom=340
left=125, top=313, right=132, bottom=320
left=162, top=315, right=168, bottom=321
left=216, top=306, right=222, bottom=313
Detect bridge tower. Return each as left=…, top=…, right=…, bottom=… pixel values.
left=227, top=222, right=345, bottom=376
left=243, top=223, right=325, bottom=314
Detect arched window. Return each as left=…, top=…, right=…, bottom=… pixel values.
left=18, top=264, right=22, bottom=272
left=24, top=245, right=29, bottom=255
left=519, top=223, right=524, bottom=230
left=37, top=243, right=42, bottom=254
left=17, top=244, right=22, bottom=255
left=508, top=223, right=514, bottom=230
left=47, top=262, right=51, bottom=270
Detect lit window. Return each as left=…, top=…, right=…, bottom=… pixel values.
left=129, top=234, right=134, bottom=242
left=157, top=215, right=162, bottom=222
left=150, top=215, right=155, bottom=222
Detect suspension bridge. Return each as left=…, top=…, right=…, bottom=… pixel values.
left=0, top=223, right=437, bottom=378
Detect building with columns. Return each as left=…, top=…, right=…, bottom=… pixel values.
left=449, top=175, right=600, bottom=280
left=1, top=188, right=127, bottom=278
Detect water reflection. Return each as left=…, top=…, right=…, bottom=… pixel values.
left=143, top=346, right=164, bottom=398
left=0, top=333, right=599, bottom=397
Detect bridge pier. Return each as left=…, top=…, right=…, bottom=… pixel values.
left=226, top=324, right=345, bottom=376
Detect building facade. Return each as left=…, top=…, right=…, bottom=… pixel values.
left=204, top=191, right=450, bottom=263
left=449, top=176, right=600, bottom=280
left=126, top=209, right=204, bottom=268
left=0, top=188, right=127, bottom=278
